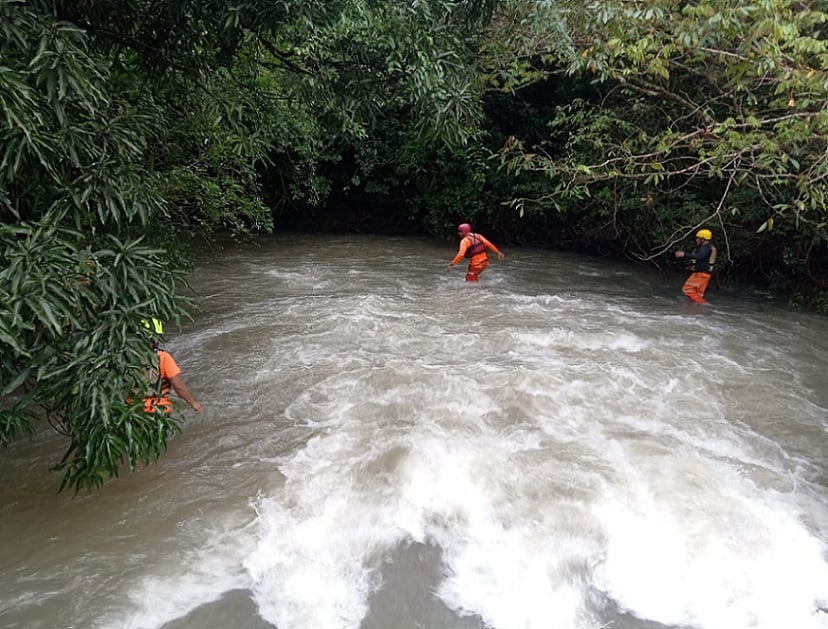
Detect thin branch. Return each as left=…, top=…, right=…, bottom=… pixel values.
left=257, top=37, right=313, bottom=75
left=618, top=76, right=716, bottom=126
left=714, top=167, right=737, bottom=264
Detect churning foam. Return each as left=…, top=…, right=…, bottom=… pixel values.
left=243, top=358, right=828, bottom=629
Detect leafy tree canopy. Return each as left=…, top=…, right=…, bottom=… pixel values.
left=496, top=0, right=828, bottom=267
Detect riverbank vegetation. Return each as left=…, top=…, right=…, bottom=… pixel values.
left=2, top=0, right=826, bottom=490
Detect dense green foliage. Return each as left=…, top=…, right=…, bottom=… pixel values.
left=2, top=0, right=827, bottom=490
left=493, top=0, right=828, bottom=299
left=0, top=0, right=192, bottom=491
left=0, top=0, right=499, bottom=490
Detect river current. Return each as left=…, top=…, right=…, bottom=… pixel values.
left=1, top=233, right=827, bottom=629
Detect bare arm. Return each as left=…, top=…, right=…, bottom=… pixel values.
left=168, top=374, right=202, bottom=412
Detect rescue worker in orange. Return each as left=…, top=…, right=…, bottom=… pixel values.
left=142, top=318, right=202, bottom=414
left=447, top=223, right=505, bottom=282
left=674, top=228, right=717, bottom=304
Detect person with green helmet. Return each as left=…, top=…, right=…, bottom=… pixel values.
left=141, top=318, right=202, bottom=414
left=674, top=228, right=717, bottom=304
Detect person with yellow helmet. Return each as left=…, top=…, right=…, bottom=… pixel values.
left=674, top=229, right=717, bottom=304
left=141, top=318, right=202, bottom=414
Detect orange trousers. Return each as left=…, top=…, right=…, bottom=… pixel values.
left=465, top=257, right=489, bottom=282
left=682, top=272, right=711, bottom=303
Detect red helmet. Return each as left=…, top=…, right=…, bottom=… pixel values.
left=457, top=223, right=472, bottom=235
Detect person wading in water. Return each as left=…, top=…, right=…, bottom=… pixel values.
left=142, top=318, right=202, bottom=414
left=447, top=223, right=505, bottom=282
left=674, top=229, right=717, bottom=304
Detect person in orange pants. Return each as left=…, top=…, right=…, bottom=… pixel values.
left=674, top=228, right=717, bottom=304
left=447, top=223, right=505, bottom=282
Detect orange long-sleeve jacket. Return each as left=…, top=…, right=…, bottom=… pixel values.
left=450, top=233, right=502, bottom=266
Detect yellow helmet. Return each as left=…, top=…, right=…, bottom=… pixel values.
left=141, top=318, right=165, bottom=335
left=695, top=229, right=713, bottom=240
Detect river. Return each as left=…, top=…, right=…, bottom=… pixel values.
left=1, top=233, right=827, bottom=629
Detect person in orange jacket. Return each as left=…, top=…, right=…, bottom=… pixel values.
left=142, top=318, right=202, bottom=414
left=447, top=223, right=505, bottom=282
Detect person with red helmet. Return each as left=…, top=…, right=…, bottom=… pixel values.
left=447, top=223, right=505, bottom=282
